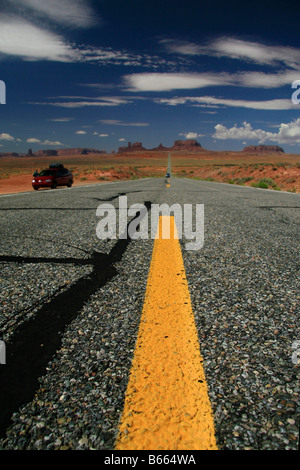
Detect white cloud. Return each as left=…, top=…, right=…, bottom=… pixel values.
left=161, top=37, right=300, bottom=69
left=157, top=38, right=300, bottom=92
left=75, top=130, right=87, bottom=134
left=156, top=97, right=191, bottom=106
left=213, top=119, right=300, bottom=144
left=0, top=13, right=144, bottom=65
left=0, top=133, right=15, bottom=141
left=123, top=72, right=234, bottom=92
left=79, top=47, right=146, bottom=66
left=156, top=96, right=296, bottom=110
left=275, top=118, right=300, bottom=143
left=123, top=70, right=300, bottom=92
left=210, top=38, right=300, bottom=69
left=35, top=97, right=133, bottom=107
left=213, top=122, right=269, bottom=141
left=160, top=39, right=204, bottom=56
left=41, top=140, right=64, bottom=146
left=0, top=15, right=79, bottom=62
left=119, top=138, right=126, bottom=142
left=0, top=3, right=165, bottom=67
left=26, top=137, right=41, bottom=143
left=100, top=119, right=149, bottom=126
left=98, top=134, right=109, bottom=137
left=238, top=70, right=300, bottom=89
left=49, top=118, right=73, bottom=122
left=16, top=0, right=98, bottom=28
left=179, top=132, right=204, bottom=139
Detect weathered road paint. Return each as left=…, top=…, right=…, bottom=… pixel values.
left=116, top=216, right=217, bottom=450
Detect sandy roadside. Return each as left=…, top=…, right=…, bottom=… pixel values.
left=0, top=163, right=299, bottom=195
left=0, top=173, right=111, bottom=195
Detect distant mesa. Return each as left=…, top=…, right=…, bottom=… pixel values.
left=0, top=141, right=290, bottom=159
left=0, top=152, right=20, bottom=157
left=23, top=148, right=107, bottom=157
left=0, top=148, right=107, bottom=158
left=0, top=140, right=204, bottom=157
left=118, top=142, right=145, bottom=153
left=243, top=145, right=285, bottom=153
left=35, top=149, right=58, bottom=157
left=57, top=148, right=106, bottom=156
left=0, top=147, right=108, bottom=158
left=151, top=143, right=169, bottom=151
left=117, top=139, right=203, bottom=153
left=170, top=139, right=203, bottom=151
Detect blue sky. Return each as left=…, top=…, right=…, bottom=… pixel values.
left=1, top=0, right=300, bottom=154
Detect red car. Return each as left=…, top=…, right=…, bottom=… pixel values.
left=32, top=164, right=73, bottom=190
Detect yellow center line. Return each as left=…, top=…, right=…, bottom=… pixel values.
left=115, top=216, right=217, bottom=450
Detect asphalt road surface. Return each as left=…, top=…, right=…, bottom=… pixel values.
left=0, top=177, right=299, bottom=451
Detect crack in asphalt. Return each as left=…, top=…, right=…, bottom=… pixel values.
left=0, top=201, right=152, bottom=439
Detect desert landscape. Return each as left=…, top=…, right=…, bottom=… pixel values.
left=0, top=140, right=299, bottom=194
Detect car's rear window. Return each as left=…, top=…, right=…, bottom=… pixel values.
left=39, top=170, right=56, bottom=176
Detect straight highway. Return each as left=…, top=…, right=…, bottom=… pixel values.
left=0, top=177, right=299, bottom=450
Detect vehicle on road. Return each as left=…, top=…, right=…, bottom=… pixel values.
left=32, top=163, right=73, bottom=190
left=165, top=172, right=171, bottom=178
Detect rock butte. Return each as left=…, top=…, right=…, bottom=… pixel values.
left=0, top=141, right=287, bottom=158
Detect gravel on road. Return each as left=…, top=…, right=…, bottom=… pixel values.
left=0, top=179, right=299, bottom=450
